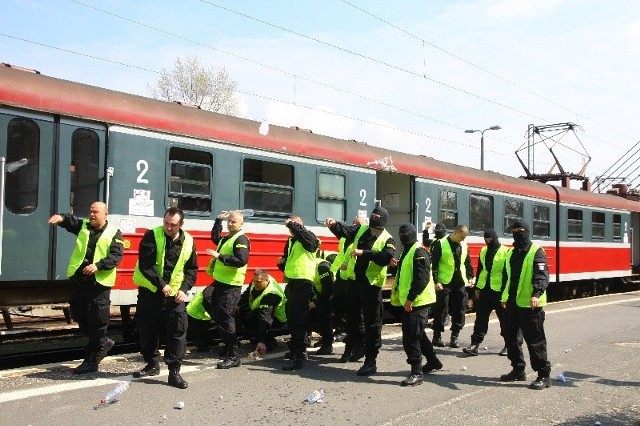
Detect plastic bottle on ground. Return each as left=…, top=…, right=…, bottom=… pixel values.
left=95, top=380, right=131, bottom=409
left=306, top=388, right=325, bottom=403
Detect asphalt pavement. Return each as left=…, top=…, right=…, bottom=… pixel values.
left=1, top=291, right=639, bottom=425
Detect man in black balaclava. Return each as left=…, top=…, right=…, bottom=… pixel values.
left=422, top=222, right=447, bottom=249
left=324, top=206, right=395, bottom=377
left=463, top=229, right=510, bottom=356
left=391, top=223, right=442, bottom=386
left=499, top=219, right=552, bottom=390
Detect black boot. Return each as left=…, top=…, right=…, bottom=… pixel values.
left=463, top=343, right=479, bottom=356
left=356, top=359, right=377, bottom=376
left=449, top=334, right=460, bottom=348
left=498, top=346, right=508, bottom=356
left=401, top=364, right=423, bottom=386
left=422, top=356, right=443, bottom=373
left=500, top=368, right=527, bottom=382
left=96, top=338, right=115, bottom=364
left=73, top=353, right=98, bottom=374
left=529, top=375, right=551, bottom=390
left=283, top=356, right=304, bottom=370
left=432, top=332, right=445, bottom=347
left=340, top=343, right=353, bottom=363
left=217, top=356, right=241, bottom=369
left=315, top=344, right=334, bottom=355
left=168, top=365, right=188, bottom=389
left=349, top=344, right=365, bottom=362
left=133, top=362, right=160, bottom=378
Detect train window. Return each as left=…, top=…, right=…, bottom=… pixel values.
left=503, top=199, right=524, bottom=234
left=71, top=129, right=99, bottom=215
left=167, top=147, right=212, bottom=213
left=469, top=194, right=493, bottom=232
left=242, top=159, right=293, bottom=215
left=567, top=209, right=583, bottom=239
left=438, top=190, right=457, bottom=231
left=6, top=118, right=39, bottom=214
left=613, top=214, right=622, bottom=241
left=591, top=212, right=605, bottom=240
left=533, top=205, right=550, bottom=238
left=317, top=172, right=345, bottom=222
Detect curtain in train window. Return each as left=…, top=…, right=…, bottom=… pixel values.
left=591, top=211, right=605, bottom=240
left=533, top=205, right=550, bottom=238
left=317, top=172, right=345, bottom=222
left=503, top=199, right=524, bottom=234
left=438, top=190, right=457, bottom=231
left=167, top=147, right=212, bottom=213
left=469, top=193, right=493, bottom=233
left=6, top=118, right=39, bottom=214
left=242, top=158, right=293, bottom=215
left=613, top=214, right=622, bottom=241
left=567, top=209, right=583, bottom=239
left=71, top=129, right=99, bottom=215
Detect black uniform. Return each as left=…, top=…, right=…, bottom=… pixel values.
left=329, top=208, right=394, bottom=370
left=136, top=229, right=198, bottom=368
left=208, top=218, right=250, bottom=358
left=237, top=285, right=283, bottom=351
left=59, top=214, right=123, bottom=357
left=308, top=259, right=334, bottom=347
left=504, top=220, right=551, bottom=380
left=430, top=235, right=474, bottom=338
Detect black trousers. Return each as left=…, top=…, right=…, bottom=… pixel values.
left=308, top=301, right=334, bottom=344
left=402, top=304, right=436, bottom=370
left=136, top=288, right=188, bottom=367
left=345, top=279, right=383, bottom=361
left=432, top=284, right=467, bottom=335
left=238, top=309, right=282, bottom=344
left=69, top=278, right=111, bottom=354
left=212, top=282, right=242, bottom=355
left=470, top=287, right=506, bottom=345
left=504, top=301, right=551, bottom=376
left=331, top=274, right=347, bottom=332
left=285, top=279, right=314, bottom=357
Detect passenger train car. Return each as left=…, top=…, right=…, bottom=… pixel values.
left=1, top=64, right=638, bottom=314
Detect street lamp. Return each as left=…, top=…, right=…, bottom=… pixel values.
left=465, top=125, right=501, bottom=171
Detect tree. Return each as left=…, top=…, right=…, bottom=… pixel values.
left=149, top=55, right=241, bottom=116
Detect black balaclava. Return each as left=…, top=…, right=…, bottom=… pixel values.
left=511, top=219, right=530, bottom=249
left=434, top=223, right=447, bottom=239
left=483, top=228, right=500, bottom=250
left=399, top=223, right=417, bottom=247
left=369, top=206, right=389, bottom=229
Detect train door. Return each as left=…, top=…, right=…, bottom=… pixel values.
left=52, top=120, right=107, bottom=281
left=630, top=211, right=640, bottom=270
left=0, top=110, right=54, bottom=283
left=376, top=171, right=414, bottom=257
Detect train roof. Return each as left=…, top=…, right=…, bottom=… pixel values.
left=1, top=65, right=639, bottom=213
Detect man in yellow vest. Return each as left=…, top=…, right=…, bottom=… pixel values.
left=463, top=229, right=509, bottom=356
left=277, top=215, right=319, bottom=370
left=500, top=219, right=551, bottom=390
left=325, top=206, right=395, bottom=376
left=308, top=253, right=335, bottom=355
left=236, top=269, right=286, bottom=355
left=132, top=207, right=198, bottom=389
left=48, top=202, right=123, bottom=374
left=391, top=223, right=442, bottom=386
left=206, top=210, right=250, bottom=369
left=430, top=224, right=474, bottom=349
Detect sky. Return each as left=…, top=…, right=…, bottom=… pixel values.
left=2, top=0, right=640, bottom=188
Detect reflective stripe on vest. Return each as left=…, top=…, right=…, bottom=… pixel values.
left=205, top=230, right=248, bottom=285
left=438, top=238, right=468, bottom=284
left=477, top=245, right=508, bottom=292
left=249, top=276, right=287, bottom=323
left=132, top=227, right=194, bottom=296
left=67, top=219, right=119, bottom=286
left=284, top=238, right=316, bottom=281
left=391, top=242, right=436, bottom=307
left=343, top=225, right=392, bottom=287
left=502, top=244, right=547, bottom=308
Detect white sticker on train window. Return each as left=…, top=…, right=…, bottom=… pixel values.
left=129, top=198, right=154, bottom=216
